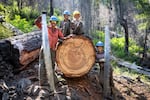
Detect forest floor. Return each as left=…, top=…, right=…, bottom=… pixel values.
left=113, top=74, right=150, bottom=100
left=1, top=60, right=150, bottom=100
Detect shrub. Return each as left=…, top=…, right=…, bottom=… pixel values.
left=92, top=30, right=105, bottom=45
left=10, top=15, right=32, bottom=33
left=111, top=37, right=142, bottom=63
left=0, top=24, right=13, bottom=39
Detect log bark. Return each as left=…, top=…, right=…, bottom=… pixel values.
left=56, top=35, right=96, bottom=77
left=0, top=30, right=42, bottom=70
left=10, top=30, right=42, bottom=67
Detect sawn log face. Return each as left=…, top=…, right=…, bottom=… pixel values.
left=56, top=36, right=96, bottom=77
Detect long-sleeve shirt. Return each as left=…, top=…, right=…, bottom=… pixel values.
left=60, top=19, right=71, bottom=36
left=71, top=19, right=84, bottom=35
left=35, top=19, right=64, bottom=50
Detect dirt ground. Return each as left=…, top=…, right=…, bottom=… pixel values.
left=1, top=60, right=150, bottom=100
left=113, top=75, right=150, bottom=100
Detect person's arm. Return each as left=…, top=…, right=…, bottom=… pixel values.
left=58, top=29, right=64, bottom=39
left=34, top=16, right=42, bottom=29
left=72, top=21, right=84, bottom=35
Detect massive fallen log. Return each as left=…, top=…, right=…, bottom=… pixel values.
left=56, top=35, right=96, bottom=77
left=9, top=30, right=42, bottom=67
left=0, top=31, right=42, bottom=71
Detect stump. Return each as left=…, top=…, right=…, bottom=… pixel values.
left=56, top=36, right=96, bottom=77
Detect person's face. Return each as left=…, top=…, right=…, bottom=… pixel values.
left=64, top=14, right=69, bottom=20
left=50, top=21, right=57, bottom=27
left=74, top=14, right=80, bottom=20
left=97, top=46, right=103, bottom=53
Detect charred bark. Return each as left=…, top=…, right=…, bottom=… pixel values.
left=118, top=0, right=129, bottom=55
left=9, top=31, right=42, bottom=67
left=50, top=0, right=54, bottom=17
left=120, top=18, right=129, bottom=54
left=0, top=31, right=42, bottom=74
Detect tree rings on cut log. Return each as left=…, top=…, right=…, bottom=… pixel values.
left=56, top=36, right=96, bottom=77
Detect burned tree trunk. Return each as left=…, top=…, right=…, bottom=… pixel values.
left=0, top=40, right=19, bottom=78
left=120, top=19, right=129, bottom=54
left=0, top=31, right=42, bottom=73
left=9, top=31, right=42, bottom=67
left=118, top=0, right=129, bottom=54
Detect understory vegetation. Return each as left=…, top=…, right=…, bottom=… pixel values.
left=0, top=24, right=13, bottom=39
left=0, top=0, right=149, bottom=82
left=93, top=31, right=143, bottom=65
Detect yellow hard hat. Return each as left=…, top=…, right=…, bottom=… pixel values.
left=73, top=10, right=80, bottom=16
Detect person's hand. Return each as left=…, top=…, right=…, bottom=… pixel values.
left=58, top=39, right=64, bottom=45
left=67, top=34, right=75, bottom=38
left=34, top=16, right=42, bottom=24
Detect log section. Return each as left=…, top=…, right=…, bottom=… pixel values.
left=56, top=35, right=96, bottom=77
left=9, top=30, right=42, bottom=67
left=0, top=30, right=42, bottom=71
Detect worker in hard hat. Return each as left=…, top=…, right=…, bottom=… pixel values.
left=60, top=10, right=71, bottom=36
left=95, top=41, right=113, bottom=86
left=35, top=15, right=68, bottom=85
left=95, top=41, right=104, bottom=63
left=71, top=10, right=84, bottom=35
left=35, top=15, right=66, bottom=70
left=95, top=41, right=105, bottom=85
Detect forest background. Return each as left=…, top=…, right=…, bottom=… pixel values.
left=0, top=0, right=149, bottom=68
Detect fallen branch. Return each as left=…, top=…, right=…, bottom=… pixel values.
left=111, top=56, right=150, bottom=77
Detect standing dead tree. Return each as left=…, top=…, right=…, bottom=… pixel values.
left=79, top=0, right=92, bottom=35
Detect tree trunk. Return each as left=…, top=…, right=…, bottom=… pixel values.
left=118, top=0, right=129, bottom=54
left=141, top=29, right=148, bottom=65
left=0, top=31, right=42, bottom=69
left=79, top=0, right=91, bottom=35
left=50, top=0, right=54, bottom=17
left=56, top=35, right=96, bottom=77
left=17, top=0, right=23, bottom=10
left=120, top=19, right=129, bottom=54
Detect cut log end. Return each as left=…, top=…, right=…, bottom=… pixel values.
left=56, top=36, right=96, bottom=77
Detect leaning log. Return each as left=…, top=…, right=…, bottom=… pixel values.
left=0, top=30, right=42, bottom=70
left=56, top=35, right=96, bottom=77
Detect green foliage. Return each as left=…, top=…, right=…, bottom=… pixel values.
left=8, top=1, right=19, bottom=20
left=10, top=15, right=33, bottom=33
left=133, top=0, right=150, bottom=31
left=92, top=31, right=142, bottom=64
left=138, top=22, right=149, bottom=30
left=135, top=13, right=149, bottom=30
left=0, top=2, right=39, bottom=33
left=112, top=60, right=150, bottom=84
left=135, top=14, right=149, bottom=20
left=0, top=4, right=5, bottom=15
left=111, top=37, right=142, bottom=63
left=91, top=31, right=143, bottom=65
left=129, top=39, right=143, bottom=53
left=20, top=7, right=33, bottom=20
left=92, top=30, right=105, bottom=45
left=54, top=9, right=61, bottom=16
left=0, top=24, right=13, bottom=39
left=20, top=7, right=39, bottom=20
